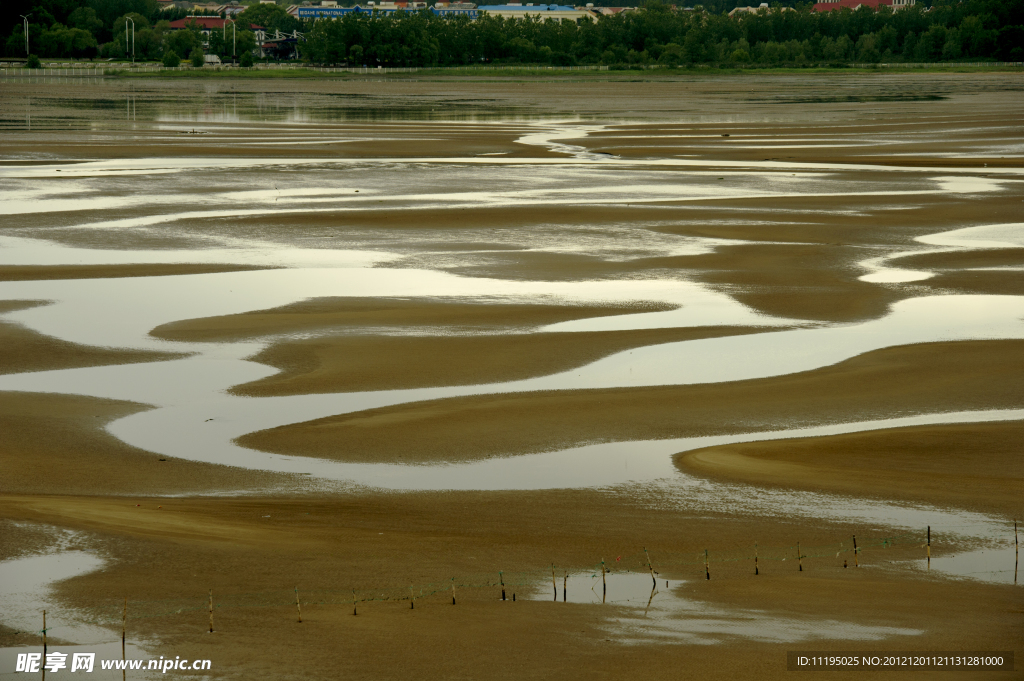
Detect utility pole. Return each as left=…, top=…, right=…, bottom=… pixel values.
left=126, top=17, right=135, bottom=63
left=224, top=19, right=236, bottom=64
left=20, top=14, right=31, bottom=56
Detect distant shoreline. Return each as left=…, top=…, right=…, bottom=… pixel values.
left=3, top=62, right=1021, bottom=80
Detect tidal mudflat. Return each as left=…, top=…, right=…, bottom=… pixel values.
left=0, top=74, right=1021, bottom=680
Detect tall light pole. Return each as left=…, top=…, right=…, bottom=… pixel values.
left=126, top=17, right=135, bottom=63
left=224, top=18, right=236, bottom=64
left=19, top=14, right=30, bottom=57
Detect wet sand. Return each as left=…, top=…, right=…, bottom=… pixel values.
left=234, top=326, right=766, bottom=396
left=0, top=491, right=1019, bottom=680
left=0, top=263, right=271, bottom=282
left=0, top=392, right=290, bottom=496
left=0, top=301, right=181, bottom=375
left=1, top=74, right=1022, bottom=680
left=151, top=297, right=679, bottom=342
left=239, top=340, right=1024, bottom=464
left=678, top=421, right=1024, bottom=518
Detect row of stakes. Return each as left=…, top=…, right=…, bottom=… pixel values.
left=227, top=523, right=1021, bottom=629
left=33, top=523, right=1019, bottom=644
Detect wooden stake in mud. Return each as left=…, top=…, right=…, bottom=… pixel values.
left=409, top=587, right=415, bottom=610
left=1013, top=520, right=1018, bottom=585
left=352, top=589, right=357, bottom=616
left=797, top=542, right=803, bottom=572
left=563, top=572, right=567, bottom=602
left=551, top=565, right=557, bottom=601
left=208, top=590, right=214, bottom=633
left=644, top=548, right=656, bottom=587
left=122, top=597, right=127, bottom=681
left=295, top=587, right=302, bottom=623
left=852, top=535, right=859, bottom=568
left=704, top=549, right=710, bottom=580
left=754, top=542, right=759, bottom=576
left=42, top=610, right=47, bottom=656
left=643, top=583, right=656, bottom=618
left=601, top=559, right=607, bottom=604
left=451, top=578, right=457, bottom=605
left=499, top=571, right=506, bottom=601
left=926, top=526, right=931, bottom=570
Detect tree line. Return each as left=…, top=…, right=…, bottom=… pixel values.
left=2, top=0, right=299, bottom=62
left=5, top=0, right=1023, bottom=66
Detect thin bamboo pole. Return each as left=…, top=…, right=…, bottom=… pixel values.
left=797, top=542, right=803, bottom=572
left=704, top=549, right=710, bottom=580
left=208, top=590, right=214, bottom=633
left=926, top=526, right=930, bottom=569
left=754, top=542, right=759, bottom=575
left=601, top=559, right=606, bottom=603
left=352, top=589, right=357, bottom=616
left=121, top=597, right=127, bottom=681
left=499, top=571, right=505, bottom=601
left=451, top=578, right=457, bottom=605
left=551, top=565, right=557, bottom=601
left=643, top=584, right=656, bottom=617
left=563, top=572, right=567, bottom=602
left=644, top=548, right=656, bottom=586
left=853, top=535, right=859, bottom=567
left=295, top=587, right=302, bottom=623
left=409, top=586, right=415, bottom=610
left=42, top=610, right=47, bottom=656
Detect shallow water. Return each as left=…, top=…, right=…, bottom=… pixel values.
left=0, top=549, right=157, bottom=680
left=2, top=83, right=1023, bottom=595
left=859, top=221, right=1024, bottom=284
left=529, top=571, right=923, bottom=645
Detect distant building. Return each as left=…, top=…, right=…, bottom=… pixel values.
left=729, top=2, right=793, bottom=14
left=159, top=0, right=195, bottom=11
left=297, top=0, right=593, bottom=19
left=168, top=16, right=265, bottom=48
left=476, top=3, right=596, bottom=20
left=297, top=3, right=474, bottom=18
left=812, top=0, right=913, bottom=11
left=168, top=15, right=234, bottom=31
left=588, top=6, right=634, bottom=15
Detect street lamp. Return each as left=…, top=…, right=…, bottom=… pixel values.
left=19, top=14, right=30, bottom=57
left=224, top=18, right=236, bottom=64
left=126, top=17, right=135, bottom=63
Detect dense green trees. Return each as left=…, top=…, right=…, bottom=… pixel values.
left=235, top=3, right=301, bottom=33
left=301, top=0, right=1022, bottom=67
left=3, top=0, right=1023, bottom=64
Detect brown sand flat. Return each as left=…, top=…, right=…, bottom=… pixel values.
left=0, top=491, right=1018, bottom=680
left=233, top=326, right=767, bottom=396
left=0, top=301, right=182, bottom=375
left=650, top=192, right=1024, bottom=245
left=0, top=392, right=290, bottom=496
left=898, top=248, right=1024, bottom=270
left=8, top=135, right=566, bottom=161
left=0, top=263, right=274, bottom=281
left=239, top=340, right=1024, bottom=464
left=2, top=75, right=1023, bottom=679
left=151, top=297, right=676, bottom=343
left=683, top=243, right=897, bottom=322
left=927, top=270, right=1024, bottom=297
left=677, top=421, right=1024, bottom=518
